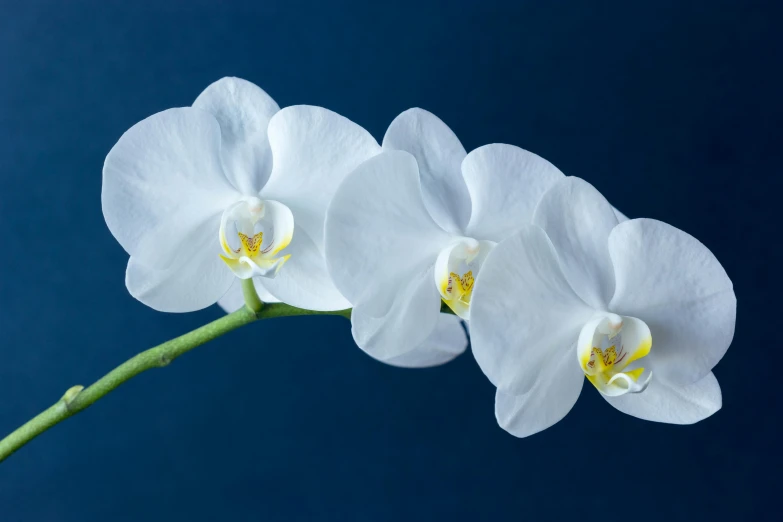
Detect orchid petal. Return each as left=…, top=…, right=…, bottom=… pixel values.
left=608, top=219, right=736, bottom=386
left=102, top=108, right=239, bottom=269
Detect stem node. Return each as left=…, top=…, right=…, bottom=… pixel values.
left=61, top=385, right=84, bottom=412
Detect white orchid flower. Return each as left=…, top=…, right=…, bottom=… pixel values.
left=325, top=108, right=565, bottom=367
left=102, top=77, right=379, bottom=312
left=470, top=177, right=736, bottom=437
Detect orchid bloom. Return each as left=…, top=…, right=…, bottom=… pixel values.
left=325, top=108, right=565, bottom=367
left=470, top=177, right=736, bottom=437
left=102, top=77, right=378, bottom=312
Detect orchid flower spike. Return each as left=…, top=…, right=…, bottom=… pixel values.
left=325, top=108, right=566, bottom=367
left=470, top=177, right=736, bottom=437
left=102, top=77, right=379, bottom=312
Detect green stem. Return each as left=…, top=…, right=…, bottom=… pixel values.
left=0, top=302, right=350, bottom=463
left=241, top=278, right=264, bottom=314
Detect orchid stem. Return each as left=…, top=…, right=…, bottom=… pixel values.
left=0, top=302, right=351, bottom=463
left=241, top=278, right=264, bottom=314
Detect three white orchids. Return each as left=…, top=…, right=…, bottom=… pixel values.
left=102, top=77, right=736, bottom=438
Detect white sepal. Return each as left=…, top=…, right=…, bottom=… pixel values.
left=375, top=314, right=468, bottom=368
left=382, top=108, right=470, bottom=234
left=605, top=372, right=722, bottom=424
left=192, top=77, right=280, bottom=194
left=533, top=177, right=619, bottom=310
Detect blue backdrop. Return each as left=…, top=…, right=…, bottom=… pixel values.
left=0, top=1, right=778, bottom=520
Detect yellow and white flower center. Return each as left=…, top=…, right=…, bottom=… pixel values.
left=219, top=196, right=294, bottom=279
left=435, top=238, right=493, bottom=320
left=577, top=313, right=653, bottom=397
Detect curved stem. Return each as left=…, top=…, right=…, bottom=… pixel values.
left=241, top=277, right=263, bottom=314
left=0, top=303, right=351, bottom=463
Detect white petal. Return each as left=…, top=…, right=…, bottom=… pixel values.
left=325, top=150, right=452, bottom=313
left=608, top=219, right=736, bottom=386
left=470, top=225, right=594, bottom=395
left=261, top=228, right=350, bottom=311
left=192, top=77, right=280, bottom=194
left=102, top=108, right=239, bottom=268
left=262, top=105, right=381, bottom=252
left=533, top=177, right=619, bottom=310
left=378, top=314, right=468, bottom=368
left=495, top=346, right=584, bottom=438
left=382, top=108, right=470, bottom=234
left=125, top=214, right=234, bottom=312
left=351, top=264, right=442, bottom=363
left=605, top=372, right=722, bottom=424
left=216, top=277, right=280, bottom=314
left=463, top=144, right=564, bottom=242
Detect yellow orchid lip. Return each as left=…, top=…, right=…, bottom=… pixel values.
left=441, top=269, right=475, bottom=317
left=218, top=197, right=294, bottom=279
left=577, top=313, right=652, bottom=397
left=238, top=231, right=264, bottom=255
left=435, top=238, right=493, bottom=320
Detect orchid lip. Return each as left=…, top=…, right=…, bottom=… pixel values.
left=435, top=237, right=493, bottom=320
left=577, top=312, right=653, bottom=397
left=218, top=198, right=294, bottom=279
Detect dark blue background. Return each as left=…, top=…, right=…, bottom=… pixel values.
left=1, top=1, right=779, bottom=520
